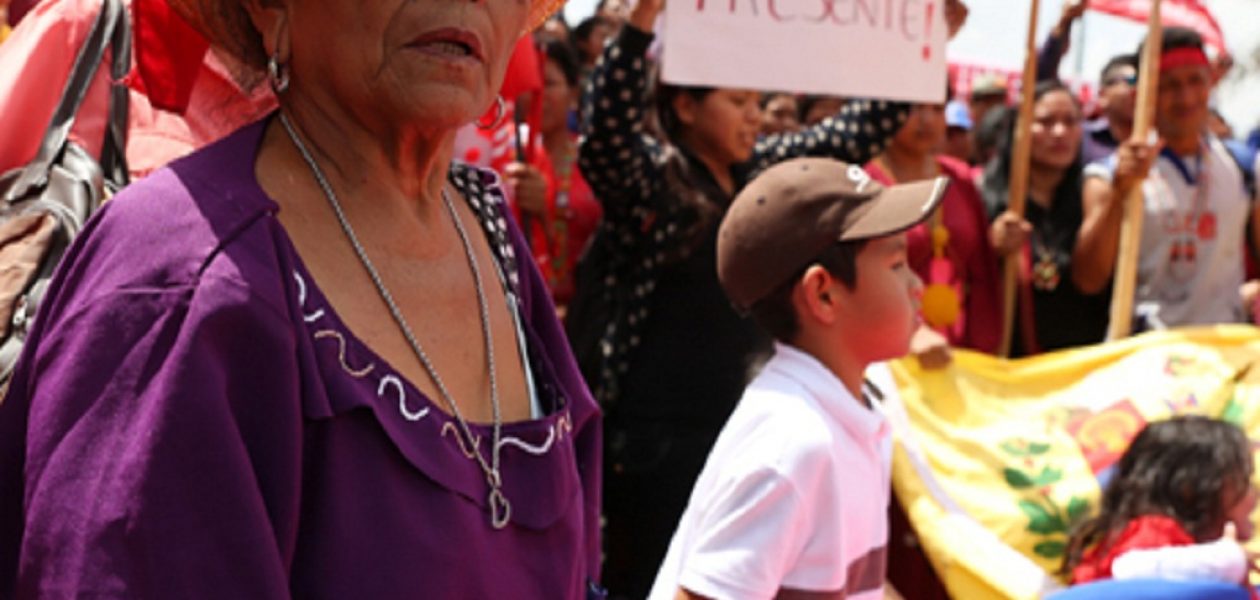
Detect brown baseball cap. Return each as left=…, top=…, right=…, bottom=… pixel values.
left=717, top=157, right=949, bottom=312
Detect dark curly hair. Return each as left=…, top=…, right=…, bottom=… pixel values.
left=1060, top=415, right=1254, bottom=576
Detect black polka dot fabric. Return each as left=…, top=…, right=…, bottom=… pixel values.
left=449, top=163, right=521, bottom=295
left=575, top=25, right=909, bottom=407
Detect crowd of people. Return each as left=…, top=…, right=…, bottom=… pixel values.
left=1, top=0, right=1260, bottom=598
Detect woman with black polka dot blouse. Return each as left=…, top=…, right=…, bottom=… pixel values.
left=572, top=0, right=912, bottom=596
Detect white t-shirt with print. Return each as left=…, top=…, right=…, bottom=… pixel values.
left=647, top=343, right=893, bottom=600
left=1085, top=134, right=1251, bottom=329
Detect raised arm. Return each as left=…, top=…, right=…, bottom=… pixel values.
left=751, top=99, right=911, bottom=174
left=577, top=0, right=664, bottom=214
left=1036, top=0, right=1086, bottom=82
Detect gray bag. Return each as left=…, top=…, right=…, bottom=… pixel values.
left=0, top=0, right=130, bottom=393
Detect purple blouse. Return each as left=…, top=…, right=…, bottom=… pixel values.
left=0, top=118, right=602, bottom=598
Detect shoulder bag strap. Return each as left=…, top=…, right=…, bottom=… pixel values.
left=98, top=0, right=131, bottom=192
left=5, top=0, right=126, bottom=202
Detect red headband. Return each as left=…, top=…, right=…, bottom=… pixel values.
left=1160, top=47, right=1210, bottom=73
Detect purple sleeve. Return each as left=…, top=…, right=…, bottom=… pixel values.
left=0, top=269, right=303, bottom=597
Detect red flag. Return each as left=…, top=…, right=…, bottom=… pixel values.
left=1087, top=0, right=1226, bottom=55
left=476, top=37, right=544, bottom=163
left=130, top=0, right=210, bottom=113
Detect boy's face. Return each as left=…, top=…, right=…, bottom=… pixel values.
left=837, top=232, right=923, bottom=362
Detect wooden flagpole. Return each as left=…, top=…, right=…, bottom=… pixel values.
left=1106, top=0, right=1162, bottom=340
left=998, top=0, right=1041, bottom=357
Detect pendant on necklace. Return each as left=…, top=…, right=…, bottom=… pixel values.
left=489, top=486, right=512, bottom=529
left=1033, top=253, right=1061, bottom=291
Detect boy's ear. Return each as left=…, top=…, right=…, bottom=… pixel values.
left=797, top=265, right=842, bottom=326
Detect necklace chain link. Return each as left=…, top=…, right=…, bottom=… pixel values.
left=279, top=112, right=510, bottom=529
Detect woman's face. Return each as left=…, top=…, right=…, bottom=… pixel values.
left=276, top=0, right=530, bottom=132
left=891, top=103, right=946, bottom=158
left=677, top=88, right=762, bottom=168
left=540, top=58, right=574, bottom=136
left=760, top=94, right=800, bottom=136
left=1029, top=89, right=1082, bottom=171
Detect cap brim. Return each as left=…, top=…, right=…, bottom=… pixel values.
left=841, top=177, right=950, bottom=241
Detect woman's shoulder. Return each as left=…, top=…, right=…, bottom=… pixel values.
left=61, top=120, right=287, bottom=309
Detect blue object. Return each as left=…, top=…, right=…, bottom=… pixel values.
left=945, top=100, right=973, bottom=131
left=1046, top=579, right=1250, bottom=600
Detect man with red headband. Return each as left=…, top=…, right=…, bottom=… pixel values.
left=1073, top=26, right=1259, bottom=332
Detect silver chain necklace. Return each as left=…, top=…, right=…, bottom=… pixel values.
left=279, top=112, right=510, bottom=529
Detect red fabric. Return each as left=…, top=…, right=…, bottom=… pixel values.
left=1160, top=47, right=1211, bottom=72
left=500, top=36, right=543, bottom=100
left=130, top=0, right=209, bottom=113
left=0, top=0, right=275, bottom=180
left=1087, top=0, right=1227, bottom=56
left=1016, top=242, right=1042, bottom=356
left=1071, top=515, right=1197, bottom=584
left=521, top=138, right=601, bottom=305
left=866, top=155, right=1003, bottom=354
left=8, top=0, right=38, bottom=26
left=482, top=36, right=544, bottom=162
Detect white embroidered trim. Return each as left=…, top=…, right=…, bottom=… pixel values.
left=313, top=330, right=375, bottom=378
left=442, top=421, right=482, bottom=459
left=380, top=374, right=428, bottom=421
left=497, top=426, right=557, bottom=455
left=293, top=271, right=326, bottom=323
left=495, top=412, right=573, bottom=456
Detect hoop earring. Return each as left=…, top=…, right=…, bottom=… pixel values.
left=477, top=96, right=507, bottom=130
left=268, top=52, right=290, bottom=95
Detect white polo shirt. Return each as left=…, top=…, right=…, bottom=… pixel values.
left=647, top=343, right=893, bottom=600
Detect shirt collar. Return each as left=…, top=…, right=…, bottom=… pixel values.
left=764, top=342, right=887, bottom=438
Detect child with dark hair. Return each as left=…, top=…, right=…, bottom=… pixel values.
left=650, top=157, right=946, bottom=599
left=1064, top=416, right=1257, bottom=592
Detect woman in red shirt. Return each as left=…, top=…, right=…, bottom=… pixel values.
left=866, top=99, right=1002, bottom=355
left=503, top=41, right=602, bottom=312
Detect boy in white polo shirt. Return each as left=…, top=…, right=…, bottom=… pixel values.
left=648, top=157, right=948, bottom=600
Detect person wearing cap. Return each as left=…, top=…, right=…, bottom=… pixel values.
left=1075, top=27, right=1260, bottom=331
left=968, top=73, right=1009, bottom=135
left=943, top=98, right=975, bottom=165
left=0, top=0, right=602, bottom=597
left=573, top=0, right=973, bottom=595
left=647, top=157, right=945, bottom=600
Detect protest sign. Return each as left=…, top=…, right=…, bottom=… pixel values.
left=662, top=0, right=949, bottom=102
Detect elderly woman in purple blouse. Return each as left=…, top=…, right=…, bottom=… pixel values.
left=0, top=0, right=602, bottom=598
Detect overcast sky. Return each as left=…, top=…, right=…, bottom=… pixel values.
left=564, top=0, right=1260, bottom=134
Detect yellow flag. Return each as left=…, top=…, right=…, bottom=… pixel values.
left=882, top=325, right=1260, bottom=599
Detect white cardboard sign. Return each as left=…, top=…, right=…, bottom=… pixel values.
left=661, top=0, right=949, bottom=103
